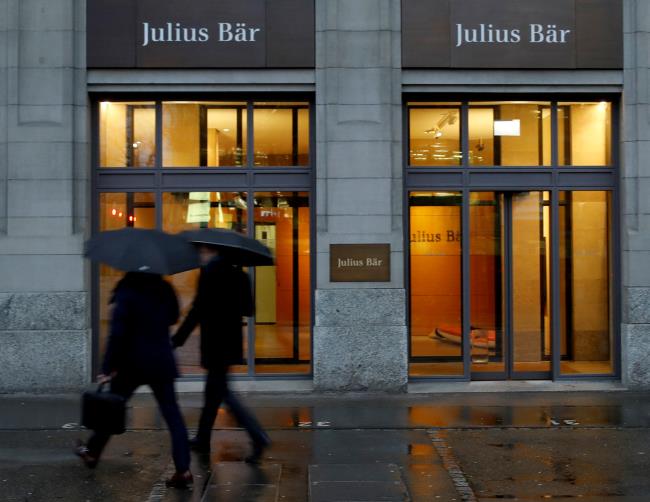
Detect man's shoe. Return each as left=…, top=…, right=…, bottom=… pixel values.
left=244, top=436, right=271, bottom=464
left=189, top=437, right=210, bottom=454
left=73, top=440, right=98, bottom=469
left=165, top=470, right=193, bottom=489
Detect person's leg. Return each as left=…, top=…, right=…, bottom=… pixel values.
left=194, top=366, right=228, bottom=447
left=149, top=380, right=191, bottom=474
left=223, top=389, right=269, bottom=446
left=84, top=378, right=137, bottom=463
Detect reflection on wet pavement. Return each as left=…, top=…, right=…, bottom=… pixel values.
left=5, top=392, right=650, bottom=500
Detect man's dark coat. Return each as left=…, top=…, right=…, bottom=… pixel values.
left=102, top=272, right=180, bottom=382
left=172, top=257, right=254, bottom=368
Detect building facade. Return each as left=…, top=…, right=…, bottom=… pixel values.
left=0, top=0, right=647, bottom=393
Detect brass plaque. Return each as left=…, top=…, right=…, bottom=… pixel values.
left=330, top=244, right=390, bottom=283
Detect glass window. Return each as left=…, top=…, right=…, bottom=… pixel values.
left=99, top=102, right=156, bottom=168
left=162, top=191, right=249, bottom=375
left=409, top=191, right=463, bottom=376
left=469, top=192, right=505, bottom=373
left=162, top=191, right=248, bottom=233
left=253, top=192, right=310, bottom=373
left=469, top=102, right=551, bottom=166
left=559, top=191, right=613, bottom=375
left=558, top=102, right=611, bottom=166
left=163, top=102, right=247, bottom=167
left=253, top=103, right=309, bottom=166
left=98, top=192, right=156, bottom=367
left=409, top=106, right=462, bottom=166
left=512, top=191, right=551, bottom=374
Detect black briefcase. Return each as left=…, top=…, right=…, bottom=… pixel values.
left=81, top=383, right=127, bottom=435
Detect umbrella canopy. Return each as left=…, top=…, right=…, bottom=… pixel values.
left=180, top=228, right=274, bottom=266
left=85, top=228, right=200, bottom=274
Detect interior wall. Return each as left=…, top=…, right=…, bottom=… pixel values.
left=512, top=192, right=543, bottom=362
left=409, top=204, right=462, bottom=339
left=163, top=104, right=200, bottom=166
left=571, top=191, right=610, bottom=361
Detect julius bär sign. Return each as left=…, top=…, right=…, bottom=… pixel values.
left=402, top=0, right=622, bottom=69
left=87, top=0, right=314, bottom=68
left=330, top=244, right=391, bottom=283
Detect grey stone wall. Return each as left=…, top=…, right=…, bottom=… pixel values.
left=622, top=0, right=650, bottom=388
left=0, top=0, right=89, bottom=392
left=314, top=289, right=407, bottom=391
left=314, top=0, right=407, bottom=391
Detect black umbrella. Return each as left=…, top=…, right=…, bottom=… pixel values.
left=85, top=228, right=200, bottom=274
left=180, top=228, right=274, bottom=266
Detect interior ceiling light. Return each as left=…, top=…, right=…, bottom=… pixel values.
left=424, top=111, right=457, bottom=136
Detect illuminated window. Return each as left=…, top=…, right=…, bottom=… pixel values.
left=99, top=102, right=156, bottom=168
left=163, top=102, right=247, bottom=167
left=409, top=105, right=461, bottom=166
left=254, top=103, right=310, bottom=166
left=407, top=100, right=612, bottom=168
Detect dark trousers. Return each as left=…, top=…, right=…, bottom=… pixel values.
left=195, top=366, right=268, bottom=446
left=87, top=378, right=190, bottom=473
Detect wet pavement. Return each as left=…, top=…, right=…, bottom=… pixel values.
left=3, top=390, right=650, bottom=501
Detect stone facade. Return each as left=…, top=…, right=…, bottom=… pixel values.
left=0, top=0, right=89, bottom=392
left=313, top=0, right=407, bottom=391
left=0, top=0, right=647, bottom=392
left=622, top=0, right=650, bottom=388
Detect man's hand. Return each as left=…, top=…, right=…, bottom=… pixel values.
left=96, top=372, right=116, bottom=384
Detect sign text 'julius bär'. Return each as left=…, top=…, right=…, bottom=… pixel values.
left=330, top=244, right=391, bottom=283
left=141, top=21, right=261, bottom=47
left=455, top=23, right=571, bottom=47
left=87, top=0, right=315, bottom=69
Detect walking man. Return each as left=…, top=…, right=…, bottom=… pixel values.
left=75, top=272, right=192, bottom=488
left=173, top=245, right=270, bottom=463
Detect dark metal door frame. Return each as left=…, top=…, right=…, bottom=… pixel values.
left=404, top=94, right=621, bottom=382
left=90, top=94, right=316, bottom=381
left=470, top=191, right=552, bottom=381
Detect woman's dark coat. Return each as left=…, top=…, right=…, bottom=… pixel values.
left=102, top=272, right=180, bottom=382
left=172, top=257, right=253, bottom=369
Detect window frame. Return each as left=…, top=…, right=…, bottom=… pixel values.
left=406, top=96, right=615, bottom=169
left=91, top=93, right=316, bottom=381
left=404, top=93, right=621, bottom=382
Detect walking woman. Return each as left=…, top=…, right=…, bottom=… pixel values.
left=75, top=272, right=192, bottom=489
left=172, top=245, right=270, bottom=463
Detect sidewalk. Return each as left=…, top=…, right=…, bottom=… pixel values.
left=2, top=389, right=650, bottom=501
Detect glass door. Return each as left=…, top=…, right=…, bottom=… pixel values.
left=470, top=191, right=551, bottom=380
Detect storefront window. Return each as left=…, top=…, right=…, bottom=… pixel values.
left=97, top=192, right=156, bottom=365
left=469, top=102, right=551, bottom=166
left=559, top=191, right=613, bottom=375
left=253, top=192, right=311, bottom=373
left=253, top=103, right=310, bottom=166
left=408, top=100, right=617, bottom=168
left=162, top=191, right=249, bottom=375
left=409, top=191, right=463, bottom=376
left=162, top=102, right=247, bottom=167
left=99, top=102, right=156, bottom=168
left=558, top=102, right=612, bottom=166
left=409, top=104, right=461, bottom=166
left=95, top=99, right=313, bottom=379
left=469, top=192, right=505, bottom=373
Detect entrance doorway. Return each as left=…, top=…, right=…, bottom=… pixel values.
left=469, top=191, right=551, bottom=380
left=406, top=98, right=617, bottom=381
left=408, top=189, right=614, bottom=380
